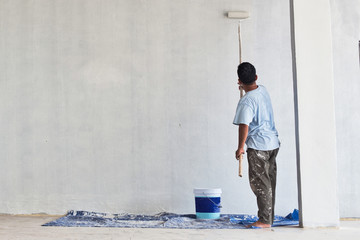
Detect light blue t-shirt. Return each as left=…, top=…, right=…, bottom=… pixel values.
left=233, top=85, right=280, bottom=151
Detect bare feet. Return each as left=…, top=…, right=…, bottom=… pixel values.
left=246, top=221, right=271, bottom=228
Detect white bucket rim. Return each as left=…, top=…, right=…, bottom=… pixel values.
left=193, top=188, right=222, bottom=196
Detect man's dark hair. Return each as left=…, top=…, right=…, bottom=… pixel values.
left=237, top=62, right=256, bottom=85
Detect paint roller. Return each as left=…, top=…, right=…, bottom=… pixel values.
left=227, top=10, right=249, bottom=96
left=227, top=11, right=249, bottom=178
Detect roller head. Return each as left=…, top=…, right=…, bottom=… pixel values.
left=227, top=11, right=249, bottom=19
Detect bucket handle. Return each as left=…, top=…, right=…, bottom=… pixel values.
left=202, top=192, right=222, bottom=208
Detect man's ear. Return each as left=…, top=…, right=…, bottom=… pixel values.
left=255, top=75, right=258, bottom=81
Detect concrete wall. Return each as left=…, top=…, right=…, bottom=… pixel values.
left=0, top=0, right=297, bottom=215
left=291, top=0, right=339, bottom=227
left=330, top=0, right=360, bottom=218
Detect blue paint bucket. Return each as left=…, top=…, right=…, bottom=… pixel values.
left=193, top=188, right=222, bottom=219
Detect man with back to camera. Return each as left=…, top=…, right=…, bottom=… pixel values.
left=233, top=62, right=280, bottom=228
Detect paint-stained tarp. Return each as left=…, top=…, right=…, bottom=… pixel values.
left=43, top=209, right=299, bottom=229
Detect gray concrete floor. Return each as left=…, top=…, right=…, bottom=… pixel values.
left=0, top=215, right=360, bottom=240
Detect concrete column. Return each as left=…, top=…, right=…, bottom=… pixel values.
left=290, top=0, right=340, bottom=227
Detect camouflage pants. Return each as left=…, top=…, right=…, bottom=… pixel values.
left=247, top=148, right=279, bottom=225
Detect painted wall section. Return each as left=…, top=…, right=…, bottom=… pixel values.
left=330, top=0, right=360, bottom=218
left=291, top=0, right=339, bottom=227
left=0, top=0, right=297, bottom=215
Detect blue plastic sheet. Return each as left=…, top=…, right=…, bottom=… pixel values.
left=43, top=209, right=299, bottom=229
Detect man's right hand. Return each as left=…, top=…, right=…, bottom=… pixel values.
left=235, top=148, right=245, bottom=160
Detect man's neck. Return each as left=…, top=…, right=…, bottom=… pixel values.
left=243, top=84, right=258, bottom=93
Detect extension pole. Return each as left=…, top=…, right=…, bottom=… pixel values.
left=238, top=21, right=244, bottom=98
